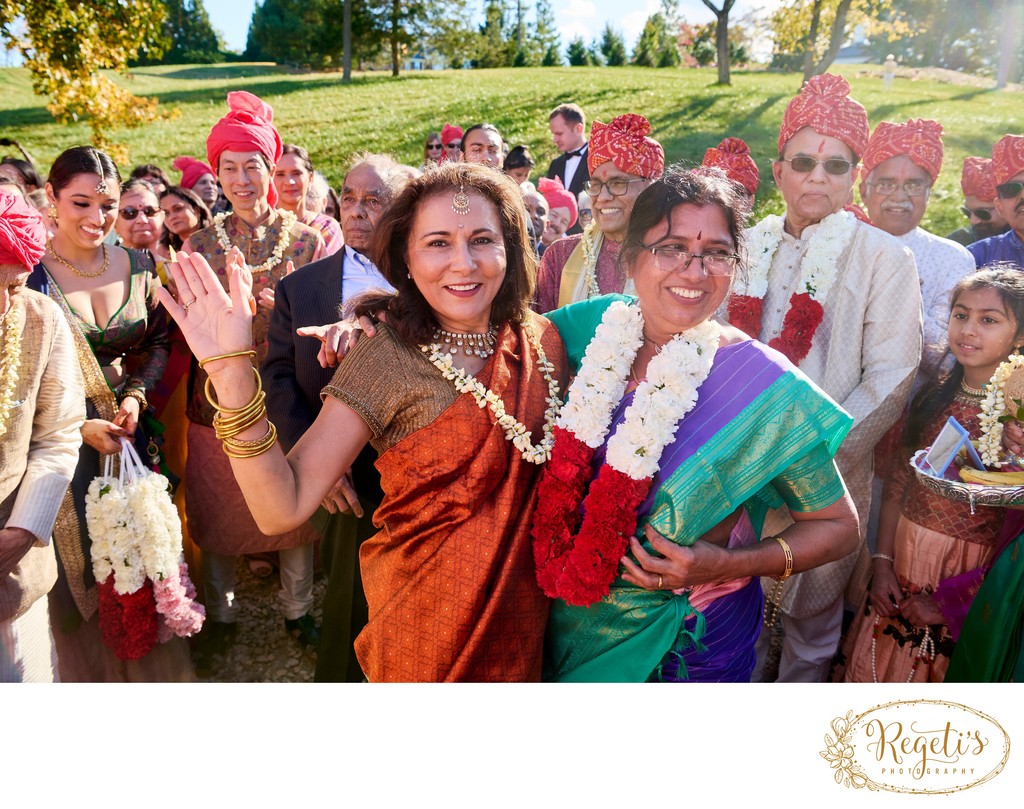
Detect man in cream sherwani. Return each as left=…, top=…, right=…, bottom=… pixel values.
left=729, top=75, right=923, bottom=682
left=0, top=190, right=84, bottom=682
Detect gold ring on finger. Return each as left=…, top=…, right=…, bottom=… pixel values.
left=658, top=575, right=663, bottom=589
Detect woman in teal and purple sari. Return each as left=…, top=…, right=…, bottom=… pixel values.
left=533, top=168, right=861, bottom=682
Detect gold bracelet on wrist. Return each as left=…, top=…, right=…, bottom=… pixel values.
left=763, top=536, right=794, bottom=629
left=120, top=387, right=148, bottom=411
left=204, top=366, right=263, bottom=414
left=772, top=536, right=794, bottom=581
left=199, top=349, right=257, bottom=369
left=222, top=421, right=278, bottom=459
left=213, top=392, right=267, bottom=439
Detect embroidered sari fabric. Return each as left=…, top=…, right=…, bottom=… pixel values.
left=322, top=313, right=568, bottom=681
left=543, top=295, right=852, bottom=682
left=842, top=398, right=1006, bottom=683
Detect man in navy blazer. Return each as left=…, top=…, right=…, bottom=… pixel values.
left=546, top=103, right=589, bottom=234
left=262, top=154, right=406, bottom=681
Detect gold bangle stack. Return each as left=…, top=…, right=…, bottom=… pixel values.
left=763, top=536, right=794, bottom=629
left=120, top=387, right=148, bottom=411
left=203, top=364, right=278, bottom=459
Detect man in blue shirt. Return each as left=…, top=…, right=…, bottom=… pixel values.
left=969, top=135, right=1024, bottom=269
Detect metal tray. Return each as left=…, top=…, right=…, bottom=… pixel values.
left=911, top=450, right=1024, bottom=512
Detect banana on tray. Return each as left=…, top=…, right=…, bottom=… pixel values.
left=958, top=467, right=1024, bottom=485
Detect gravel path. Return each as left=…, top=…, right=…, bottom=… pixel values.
left=195, top=559, right=326, bottom=683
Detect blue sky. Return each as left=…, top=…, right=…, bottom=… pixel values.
left=208, top=0, right=781, bottom=56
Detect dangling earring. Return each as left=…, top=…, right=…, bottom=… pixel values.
left=48, top=205, right=58, bottom=221
left=407, top=272, right=411, bottom=279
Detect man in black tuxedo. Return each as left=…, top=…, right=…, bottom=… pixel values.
left=262, top=153, right=407, bottom=681
left=546, top=103, right=589, bottom=235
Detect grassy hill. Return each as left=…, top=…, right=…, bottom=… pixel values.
left=1, top=62, right=1019, bottom=235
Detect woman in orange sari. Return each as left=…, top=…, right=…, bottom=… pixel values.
left=159, top=163, right=567, bottom=681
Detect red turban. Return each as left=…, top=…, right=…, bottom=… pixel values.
left=538, top=176, right=578, bottom=229
left=862, top=119, right=944, bottom=183
left=992, top=134, right=1024, bottom=186
left=172, top=156, right=215, bottom=191
left=702, top=137, right=759, bottom=196
left=588, top=114, right=664, bottom=179
left=441, top=123, right=463, bottom=145
left=0, top=189, right=47, bottom=271
left=206, top=91, right=283, bottom=206
left=961, top=157, right=997, bottom=201
left=778, top=73, right=869, bottom=160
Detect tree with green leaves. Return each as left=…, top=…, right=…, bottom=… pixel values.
left=0, top=0, right=167, bottom=161
left=566, top=35, right=593, bottom=66
left=142, top=0, right=221, bottom=65
left=632, top=13, right=678, bottom=67
left=426, top=0, right=477, bottom=69
left=475, top=0, right=513, bottom=67
left=599, top=24, right=628, bottom=66
left=534, top=0, right=561, bottom=66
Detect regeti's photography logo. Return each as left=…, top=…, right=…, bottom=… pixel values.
left=821, top=700, right=1010, bottom=794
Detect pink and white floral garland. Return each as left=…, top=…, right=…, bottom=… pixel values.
left=533, top=301, right=719, bottom=605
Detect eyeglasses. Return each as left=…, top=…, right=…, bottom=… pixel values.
left=120, top=206, right=161, bottom=220
left=997, top=181, right=1024, bottom=200
left=586, top=178, right=648, bottom=197
left=865, top=180, right=930, bottom=197
left=645, top=245, right=739, bottom=276
left=960, top=205, right=994, bottom=221
left=446, top=141, right=461, bottom=149
left=778, top=156, right=856, bottom=176
left=426, top=144, right=443, bottom=151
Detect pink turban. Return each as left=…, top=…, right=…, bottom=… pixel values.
left=172, top=156, right=215, bottom=191
left=992, top=134, right=1024, bottom=186
left=778, top=73, right=869, bottom=160
left=862, top=119, right=944, bottom=183
left=441, top=123, right=463, bottom=145
left=206, top=91, right=283, bottom=206
left=588, top=114, right=664, bottom=179
left=702, top=137, right=760, bottom=196
left=0, top=189, right=47, bottom=271
left=538, top=177, right=578, bottom=229
left=961, top=157, right=997, bottom=201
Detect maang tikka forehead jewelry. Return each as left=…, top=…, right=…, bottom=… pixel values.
left=95, top=178, right=110, bottom=195
left=452, top=182, right=470, bottom=216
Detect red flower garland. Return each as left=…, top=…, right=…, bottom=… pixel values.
left=97, top=578, right=159, bottom=661
left=532, top=427, right=654, bottom=606
left=727, top=292, right=824, bottom=365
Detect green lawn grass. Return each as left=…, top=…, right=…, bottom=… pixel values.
left=1, top=62, right=1019, bottom=236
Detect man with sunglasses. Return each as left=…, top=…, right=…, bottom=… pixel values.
left=968, top=135, right=1024, bottom=270
left=859, top=119, right=974, bottom=383
left=534, top=113, right=662, bottom=313
left=739, top=74, right=921, bottom=683
left=947, top=157, right=1010, bottom=247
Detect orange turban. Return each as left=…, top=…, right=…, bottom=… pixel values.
left=778, top=73, right=869, bottom=160
left=961, top=157, right=997, bottom=201
left=0, top=189, right=47, bottom=271
left=206, top=91, right=283, bottom=206
left=702, top=137, right=759, bottom=196
left=538, top=177, right=578, bottom=229
left=862, top=119, right=944, bottom=183
left=992, top=134, right=1024, bottom=186
left=172, top=156, right=215, bottom=191
left=588, top=114, right=664, bottom=179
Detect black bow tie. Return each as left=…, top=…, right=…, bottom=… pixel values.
left=567, top=146, right=587, bottom=158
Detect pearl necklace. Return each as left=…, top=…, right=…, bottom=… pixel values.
left=432, top=325, right=497, bottom=357
left=419, top=319, right=561, bottom=465
left=579, top=222, right=601, bottom=297
left=871, top=615, right=935, bottom=683
left=0, top=304, right=22, bottom=440
left=48, top=236, right=109, bottom=278
left=213, top=210, right=297, bottom=275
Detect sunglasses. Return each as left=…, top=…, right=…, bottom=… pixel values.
left=446, top=142, right=462, bottom=149
left=120, top=206, right=161, bottom=220
left=997, top=181, right=1024, bottom=200
left=960, top=205, right=994, bottom=221
left=778, top=156, right=856, bottom=175
left=426, top=143, right=443, bottom=150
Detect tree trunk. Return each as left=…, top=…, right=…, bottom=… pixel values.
left=801, top=0, right=823, bottom=84
left=391, top=0, right=400, bottom=77
left=701, top=1, right=735, bottom=85
left=995, top=0, right=1020, bottom=88
left=805, top=0, right=852, bottom=82
left=342, top=0, right=351, bottom=84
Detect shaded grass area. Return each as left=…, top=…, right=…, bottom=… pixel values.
left=1, top=63, right=1019, bottom=235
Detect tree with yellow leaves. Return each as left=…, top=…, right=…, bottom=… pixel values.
left=0, top=0, right=167, bottom=162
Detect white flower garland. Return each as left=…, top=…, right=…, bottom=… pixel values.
left=0, top=305, right=22, bottom=441
left=736, top=209, right=855, bottom=303
left=559, top=300, right=720, bottom=480
left=213, top=209, right=297, bottom=274
left=419, top=319, right=561, bottom=464
left=977, top=354, right=1024, bottom=466
left=579, top=222, right=602, bottom=298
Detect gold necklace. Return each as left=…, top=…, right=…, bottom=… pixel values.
left=48, top=236, right=109, bottom=278
left=960, top=380, right=987, bottom=397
